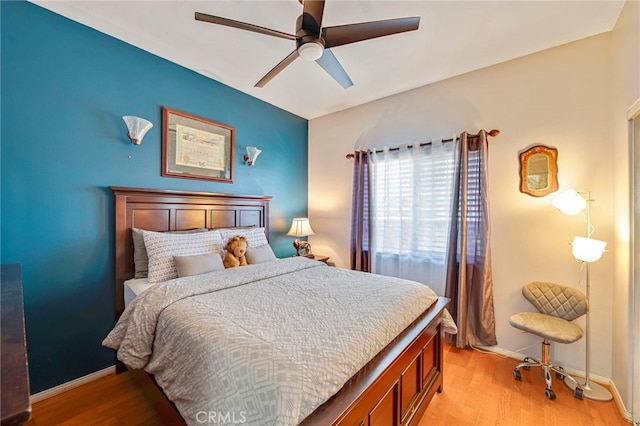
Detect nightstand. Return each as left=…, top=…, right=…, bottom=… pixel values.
left=311, top=255, right=330, bottom=264
left=294, top=254, right=330, bottom=264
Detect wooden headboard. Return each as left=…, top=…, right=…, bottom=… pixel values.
left=111, top=186, right=271, bottom=319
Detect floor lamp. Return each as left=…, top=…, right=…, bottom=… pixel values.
left=552, top=189, right=612, bottom=401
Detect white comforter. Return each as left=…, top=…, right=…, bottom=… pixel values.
left=103, top=257, right=455, bottom=425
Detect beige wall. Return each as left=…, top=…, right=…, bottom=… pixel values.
left=309, top=33, right=616, bottom=384
left=611, top=0, right=640, bottom=416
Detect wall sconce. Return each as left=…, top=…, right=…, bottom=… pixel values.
left=244, top=146, right=262, bottom=166
left=122, top=116, right=153, bottom=145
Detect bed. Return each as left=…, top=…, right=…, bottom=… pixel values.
left=104, top=186, right=453, bottom=425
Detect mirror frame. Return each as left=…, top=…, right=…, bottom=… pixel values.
left=518, top=145, right=559, bottom=197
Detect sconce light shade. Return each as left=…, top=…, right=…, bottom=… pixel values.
left=572, top=236, right=606, bottom=263
left=552, top=189, right=587, bottom=215
left=244, top=146, right=262, bottom=166
left=123, top=116, right=153, bottom=145
left=287, top=218, right=315, bottom=237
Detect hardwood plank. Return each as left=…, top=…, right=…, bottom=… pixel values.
left=25, top=343, right=628, bottom=425
left=418, top=344, right=629, bottom=426
left=24, top=370, right=183, bottom=426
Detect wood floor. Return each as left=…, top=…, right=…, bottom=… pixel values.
left=418, top=344, right=629, bottom=426
left=25, top=343, right=629, bottom=426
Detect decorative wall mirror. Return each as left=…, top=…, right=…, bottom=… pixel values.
left=518, top=145, right=559, bottom=197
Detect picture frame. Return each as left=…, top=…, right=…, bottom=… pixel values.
left=162, top=107, right=234, bottom=183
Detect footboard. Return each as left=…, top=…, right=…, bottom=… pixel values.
left=301, top=297, right=447, bottom=426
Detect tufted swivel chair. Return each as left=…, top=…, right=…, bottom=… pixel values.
left=509, top=281, right=587, bottom=400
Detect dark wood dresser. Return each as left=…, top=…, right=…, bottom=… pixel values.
left=1, top=264, right=31, bottom=425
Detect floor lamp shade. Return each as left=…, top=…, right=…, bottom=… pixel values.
left=572, top=237, right=606, bottom=263
left=552, top=189, right=587, bottom=215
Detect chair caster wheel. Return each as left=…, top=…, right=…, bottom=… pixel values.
left=522, top=357, right=531, bottom=370
left=513, top=369, right=522, bottom=380
left=574, top=387, right=584, bottom=399
left=545, top=389, right=556, bottom=400
left=555, top=372, right=564, bottom=379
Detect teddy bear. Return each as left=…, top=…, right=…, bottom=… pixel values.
left=223, top=235, right=248, bottom=268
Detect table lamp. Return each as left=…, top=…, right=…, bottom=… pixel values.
left=287, top=218, right=315, bottom=257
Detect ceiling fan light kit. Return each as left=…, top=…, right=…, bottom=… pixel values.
left=297, top=40, right=324, bottom=61
left=195, top=0, right=419, bottom=88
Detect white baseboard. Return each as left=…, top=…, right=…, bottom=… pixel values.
left=474, top=345, right=633, bottom=421
left=30, top=365, right=116, bottom=403
left=609, top=380, right=634, bottom=423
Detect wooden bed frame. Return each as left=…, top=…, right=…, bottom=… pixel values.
left=112, top=186, right=447, bottom=426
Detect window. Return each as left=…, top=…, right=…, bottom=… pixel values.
left=368, top=142, right=483, bottom=292
left=370, top=144, right=456, bottom=264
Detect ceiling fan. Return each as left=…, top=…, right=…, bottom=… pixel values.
left=195, top=0, right=420, bottom=89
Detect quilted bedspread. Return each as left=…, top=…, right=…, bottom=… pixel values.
left=103, top=257, right=456, bottom=425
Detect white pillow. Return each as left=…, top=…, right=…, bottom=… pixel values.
left=142, top=230, right=223, bottom=283
left=132, top=227, right=209, bottom=278
left=218, top=227, right=268, bottom=248
left=245, top=244, right=277, bottom=264
left=174, top=253, right=224, bottom=278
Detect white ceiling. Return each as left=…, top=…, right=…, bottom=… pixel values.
left=31, top=1, right=625, bottom=119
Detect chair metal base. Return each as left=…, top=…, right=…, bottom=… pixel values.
left=513, top=340, right=584, bottom=400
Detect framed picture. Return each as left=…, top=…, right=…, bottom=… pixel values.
left=162, top=107, right=234, bottom=183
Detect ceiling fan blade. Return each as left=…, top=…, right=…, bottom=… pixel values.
left=195, top=12, right=296, bottom=41
left=315, top=49, right=353, bottom=89
left=302, top=0, right=325, bottom=36
left=255, top=50, right=299, bottom=88
left=322, top=17, right=420, bottom=48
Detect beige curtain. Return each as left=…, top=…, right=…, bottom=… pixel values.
left=445, top=130, right=497, bottom=348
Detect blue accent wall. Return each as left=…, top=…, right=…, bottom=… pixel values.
left=1, top=2, right=308, bottom=393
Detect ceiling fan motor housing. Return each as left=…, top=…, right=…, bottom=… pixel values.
left=296, top=14, right=325, bottom=60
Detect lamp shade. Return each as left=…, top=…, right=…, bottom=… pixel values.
left=287, top=218, right=315, bottom=237
left=245, top=146, right=262, bottom=166
left=122, top=116, right=153, bottom=145
left=572, top=236, right=606, bottom=263
left=552, top=189, right=587, bottom=215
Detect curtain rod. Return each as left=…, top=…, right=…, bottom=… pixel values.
left=345, top=129, right=500, bottom=159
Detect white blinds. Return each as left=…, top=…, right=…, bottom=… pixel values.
left=369, top=141, right=457, bottom=293
left=370, top=142, right=456, bottom=260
